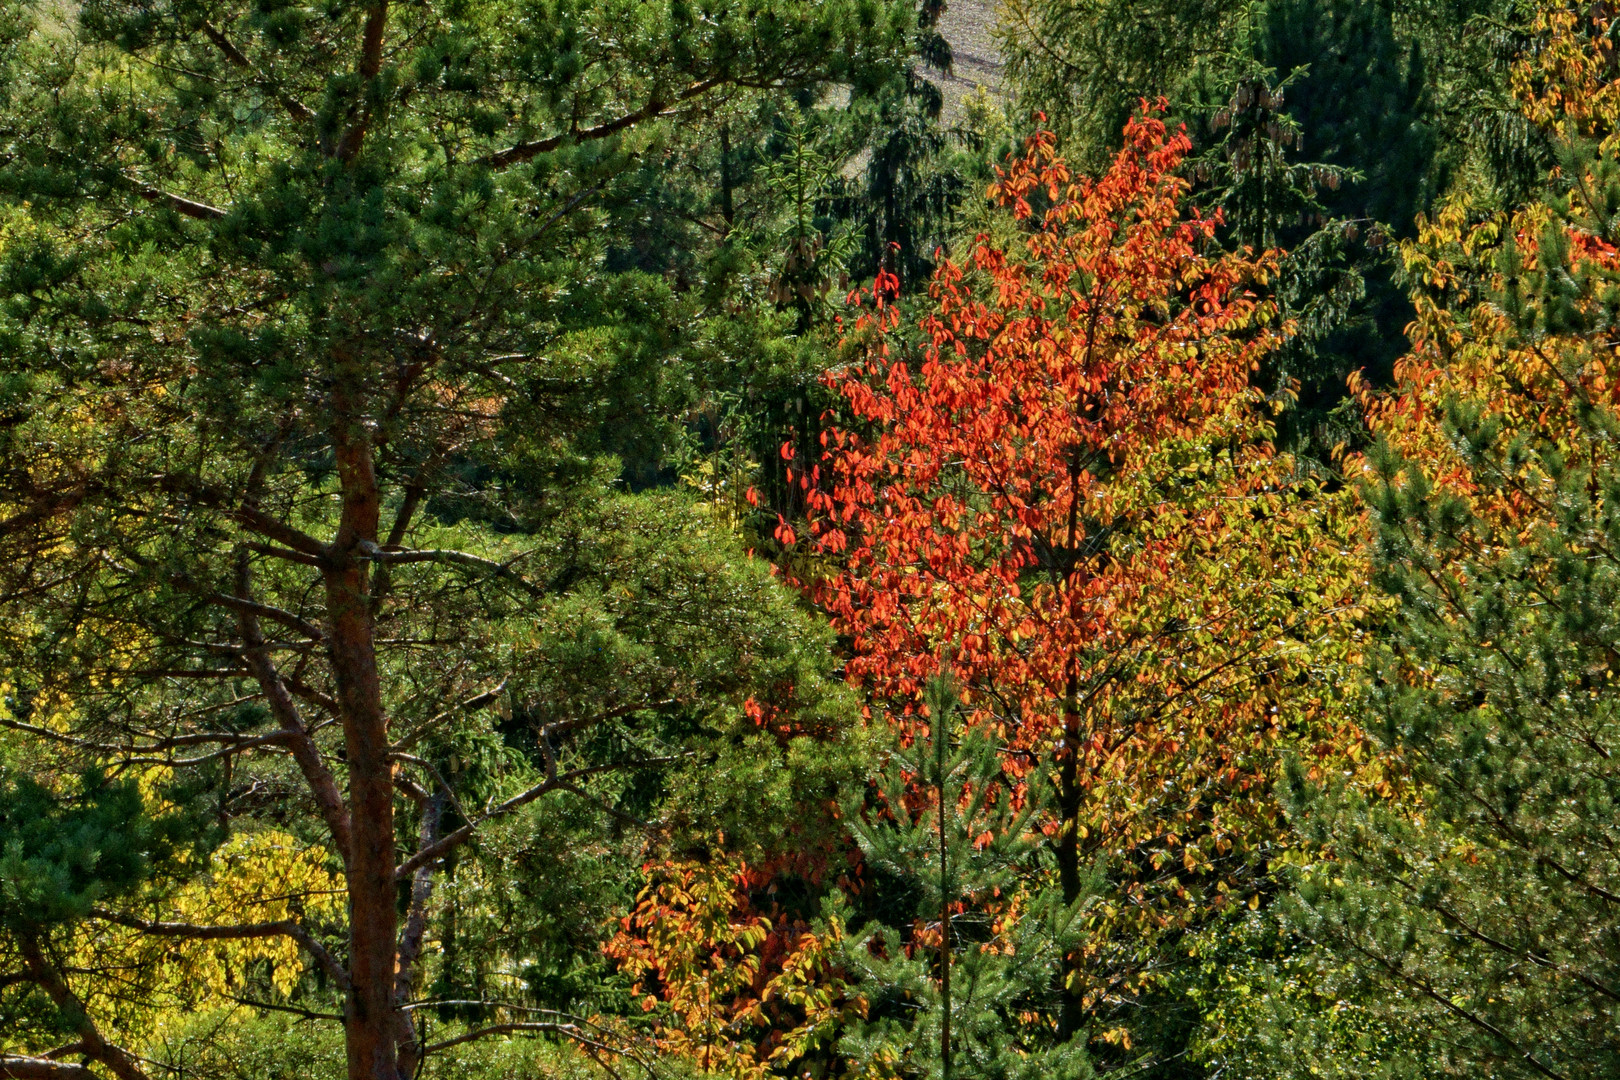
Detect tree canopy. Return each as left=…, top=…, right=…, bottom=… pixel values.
left=4, top=1, right=1620, bottom=1079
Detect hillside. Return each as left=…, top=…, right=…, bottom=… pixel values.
left=936, top=0, right=1006, bottom=118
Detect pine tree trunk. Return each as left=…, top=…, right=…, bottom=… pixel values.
left=1055, top=670, right=1084, bottom=1043
left=938, top=721, right=952, bottom=1080
left=328, top=375, right=402, bottom=1080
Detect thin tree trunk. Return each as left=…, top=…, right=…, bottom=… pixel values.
left=937, top=716, right=952, bottom=1080
left=1055, top=671, right=1084, bottom=1043
left=395, top=793, right=445, bottom=1077
left=1056, top=449, right=1087, bottom=1042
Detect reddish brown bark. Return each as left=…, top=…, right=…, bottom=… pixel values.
left=17, top=937, right=149, bottom=1080
left=327, top=375, right=402, bottom=1080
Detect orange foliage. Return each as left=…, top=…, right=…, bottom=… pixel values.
left=804, top=107, right=1286, bottom=735
left=794, top=105, right=1366, bottom=1017
left=606, top=856, right=861, bottom=1080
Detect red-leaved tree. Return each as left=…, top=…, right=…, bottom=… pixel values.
left=795, top=106, right=1364, bottom=1041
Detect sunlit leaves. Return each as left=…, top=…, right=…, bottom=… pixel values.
left=796, top=104, right=1367, bottom=1043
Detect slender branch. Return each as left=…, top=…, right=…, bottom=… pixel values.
left=227, top=996, right=345, bottom=1022
left=392, top=792, right=444, bottom=1074
left=483, top=78, right=722, bottom=169
left=120, top=730, right=300, bottom=767
left=390, top=753, right=471, bottom=823
left=198, top=20, right=250, bottom=66
left=282, top=675, right=342, bottom=716
left=0, top=1058, right=95, bottom=1080
left=552, top=783, right=651, bottom=830
left=361, top=543, right=546, bottom=600
left=135, top=185, right=227, bottom=221
left=0, top=484, right=87, bottom=541
left=391, top=681, right=506, bottom=752
left=407, top=1006, right=652, bottom=1080
left=198, top=21, right=315, bottom=122
left=0, top=717, right=295, bottom=763
left=1322, top=922, right=1570, bottom=1080
left=89, top=909, right=351, bottom=992
left=238, top=634, right=353, bottom=862
left=394, top=757, right=676, bottom=879
left=395, top=773, right=430, bottom=802
left=401, top=1000, right=573, bottom=1014
left=128, top=667, right=250, bottom=679
left=228, top=529, right=352, bottom=865
left=395, top=792, right=443, bottom=1002
left=150, top=474, right=327, bottom=560
left=204, top=592, right=325, bottom=642
left=1427, top=897, right=1620, bottom=1004
left=422, top=1022, right=619, bottom=1057
left=243, top=541, right=324, bottom=566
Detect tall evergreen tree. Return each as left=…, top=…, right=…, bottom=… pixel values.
left=0, top=0, right=914, bottom=1076
left=1275, top=19, right=1620, bottom=1069
left=1236, top=0, right=1436, bottom=456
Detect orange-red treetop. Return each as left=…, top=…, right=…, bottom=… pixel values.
left=797, top=106, right=1290, bottom=755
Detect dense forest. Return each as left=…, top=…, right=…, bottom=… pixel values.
left=1, top=0, right=1618, bottom=1077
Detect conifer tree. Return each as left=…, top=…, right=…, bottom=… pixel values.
left=1276, top=9, right=1620, bottom=1074
left=1252, top=0, right=1433, bottom=450
left=834, top=679, right=1091, bottom=1080
left=0, top=0, right=914, bottom=1076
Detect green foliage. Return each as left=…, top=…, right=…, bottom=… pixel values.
left=142, top=1008, right=614, bottom=1080
left=1274, top=419, right=1620, bottom=1076
left=833, top=682, right=1092, bottom=1080
left=0, top=769, right=216, bottom=931
left=146, top=1011, right=349, bottom=1080
left=1186, top=910, right=1426, bottom=1080
left=0, top=0, right=912, bottom=1072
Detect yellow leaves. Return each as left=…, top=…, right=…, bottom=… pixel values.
left=1514, top=1, right=1620, bottom=152
left=607, top=856, right=857, bottom=1080
left=43, top=831, right=345, bottom=1053
left=168, top=831, right=345, bottom=999
left=189, top=829, right=344, bottom=920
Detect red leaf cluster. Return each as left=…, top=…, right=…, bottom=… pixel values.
left=802, top=106, right=1283, bottom=753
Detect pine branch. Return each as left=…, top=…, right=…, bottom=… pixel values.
left=483, top=78, right=723, bottom=169
left=0, top=1057, right=96, bottom=1080
left=135, top=186, right=227, bottom=221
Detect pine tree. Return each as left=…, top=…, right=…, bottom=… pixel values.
left=1246, top=0, right=1435, bottom=456
left=833, top=679, right=1092, bottom=1080
left=0, top=0, right=913, bottom=1076
left=1280, top=396, right=1620, bottom=1074
left=1274, top=12, right=1620, bottom=1071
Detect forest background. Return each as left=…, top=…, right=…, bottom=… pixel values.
left=1, top=0, right=1617, bottom=1078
